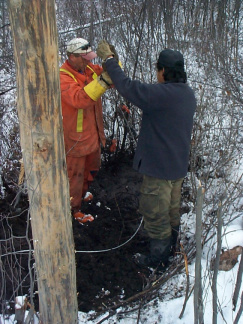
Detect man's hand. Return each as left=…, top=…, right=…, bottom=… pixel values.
left=97, top=40, right=114, bottom=61
left=84, top=71, right=113, bottom=101
left=109, top=44, right=119, bottom=62
left=100, top=72, right=113, bottom=87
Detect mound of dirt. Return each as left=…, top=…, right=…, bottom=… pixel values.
left=1, top=154, right=192, bottom=315
left=73, top=155, right=149, bottom=312
left=1, top=154, right=153, bottom=314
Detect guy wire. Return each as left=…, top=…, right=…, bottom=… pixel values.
left=0, top=217, right=144, bottom=257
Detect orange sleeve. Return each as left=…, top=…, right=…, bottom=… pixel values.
left=88, top=62, right=103, bottom=76
left=60, top=73, right=96, bottom=110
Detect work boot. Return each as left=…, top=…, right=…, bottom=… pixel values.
left=74, top=211, right=94, bottom=224
left=134, top=237, right=171, bottom=270
left=83, top=192, right=93, bottom=202
left=171, top=225, right=180, bottom=256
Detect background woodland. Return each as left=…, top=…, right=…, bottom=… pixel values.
left=0, top=0, right=242, bottom=322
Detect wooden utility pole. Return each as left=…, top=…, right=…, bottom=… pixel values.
left=8, top=1, right=78, bottom=323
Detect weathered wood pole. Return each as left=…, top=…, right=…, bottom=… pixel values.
left=8, top=1, right=78, bottom=323
left=194, top=184, right=204, bottom=324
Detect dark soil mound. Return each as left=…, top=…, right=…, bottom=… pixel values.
left=73, top=155, right=150, bottom=312
left=1, top=155, right=152, bottom=314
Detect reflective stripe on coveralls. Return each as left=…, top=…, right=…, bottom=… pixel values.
left=59, top=66, right=98, bottom=133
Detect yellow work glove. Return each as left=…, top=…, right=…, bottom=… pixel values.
left=84, top=72, right=113, bottom=101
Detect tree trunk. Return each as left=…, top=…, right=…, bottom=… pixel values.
left=212, top=203, right=223, bottom=324
left=8, top=1, right=78, bottom=323
left=194, top=185, right=204, bottom=324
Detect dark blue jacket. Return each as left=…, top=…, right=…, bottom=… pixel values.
left=105, top=58, right=196, bottom=180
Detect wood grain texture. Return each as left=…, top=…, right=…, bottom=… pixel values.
left=8, top=1, right=78, bottom=323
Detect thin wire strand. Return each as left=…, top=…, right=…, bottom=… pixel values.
left=75, top=216, right=143, bottom=253
left=0, top=217, right=144, bottom=257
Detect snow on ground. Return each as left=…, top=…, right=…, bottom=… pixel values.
left=83, top=231, right=242, bottom=324
left=1, top=162, right=242, bottom=324
left=1, top=205, right=242, bottom=324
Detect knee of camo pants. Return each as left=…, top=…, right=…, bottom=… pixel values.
left=139, top=175, right=172, bottom=240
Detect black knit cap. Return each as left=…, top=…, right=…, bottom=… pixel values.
left=158, top=49, right=184, bottom=69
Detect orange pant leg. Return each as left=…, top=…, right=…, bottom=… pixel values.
left=82, top=147, right=101, bottom=196
left=66, top=147, right=101, bottom=213
left=66, top=155, right=86, bottom=213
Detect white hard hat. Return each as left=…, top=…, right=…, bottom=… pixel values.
left=66, top=38, right=97, bottom=60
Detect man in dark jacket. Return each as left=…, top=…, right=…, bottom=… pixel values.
left=97, top=41, right=196, bottom=269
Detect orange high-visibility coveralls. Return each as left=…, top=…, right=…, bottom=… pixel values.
left=60, top=60, right=106, bottom=214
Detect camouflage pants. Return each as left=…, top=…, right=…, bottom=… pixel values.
left=139, top=175, right=183, bottom=240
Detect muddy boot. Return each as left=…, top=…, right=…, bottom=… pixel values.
left=134, top=237, right=171, bottom=270
left=74, top=211, right=94, bottom=224
left=83, top=192, right=93, bottom=202
left=170, top=225, right=180, bottom=256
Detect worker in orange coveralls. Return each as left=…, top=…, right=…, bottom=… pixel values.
left=60, top=38, right=115, bottom=224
